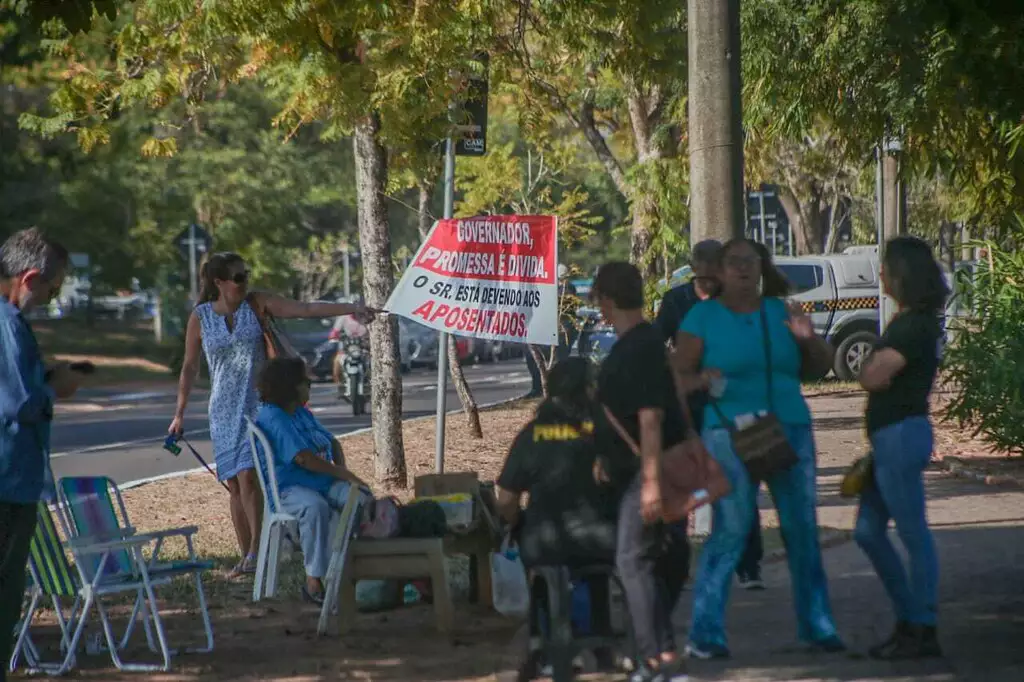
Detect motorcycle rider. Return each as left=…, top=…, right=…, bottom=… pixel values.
left=332, top=297, right=370, bottom=397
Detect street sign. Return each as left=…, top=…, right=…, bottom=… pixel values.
left=174, top=224, right=212, bottom=261
left=455, top=52, right=488, bottom=157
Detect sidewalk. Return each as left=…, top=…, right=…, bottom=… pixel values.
left=672, top=391, right=1024, bottom=682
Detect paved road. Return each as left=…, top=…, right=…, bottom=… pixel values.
left=50, top=360, right=532, bottom=485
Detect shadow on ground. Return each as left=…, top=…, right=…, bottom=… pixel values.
left=20, top=522, right=1024, bottom=682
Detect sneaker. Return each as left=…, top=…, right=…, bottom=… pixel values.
left=630, top=664, right=683, bottom=682
left=736, top=568, right=765, bottom=590
left=684, top=641, right=731, bottom=660
left=870, top=623, right=942, bottom=660
left=657, top=656, right=690, bottom=682
left=807, top=634, right=846, bottom=653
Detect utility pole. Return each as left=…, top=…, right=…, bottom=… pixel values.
left=878, top=135, right=903, bottom=332
left=883, top=138, right=905, bottom=241
left=688, top=0, right=745, bottom=246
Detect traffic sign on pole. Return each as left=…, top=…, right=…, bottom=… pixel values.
left=454, top=52, right=489, bottom=157
left=174, top=224, right=212, bottom=304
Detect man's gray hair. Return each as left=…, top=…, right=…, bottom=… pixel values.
left=0, top=227, right=69, bottom=280
left=690, top=239, right=722, bottom=267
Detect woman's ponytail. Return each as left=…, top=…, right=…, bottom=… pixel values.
left=197, top=252, right=245, bottom=304
left=198, top=260, right=218, bottom=303
left=751, top=240, right=791, bottom=298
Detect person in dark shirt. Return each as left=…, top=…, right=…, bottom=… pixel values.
left=497, top=357, right=622, bottom=568
left=496, top=357, right=624, bottom=675
left=0, top=228, right=78, bottom=678
left=855, top=236, right=948, bottom=660
left=658, top=239, right=766, bottom=590
left=592, top=262, right=689, bottom=682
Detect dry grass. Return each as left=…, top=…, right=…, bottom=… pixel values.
left=22, top=401, right=543, bottom=681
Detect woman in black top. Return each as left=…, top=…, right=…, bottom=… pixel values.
left=855, top=236, right=949, bottom=660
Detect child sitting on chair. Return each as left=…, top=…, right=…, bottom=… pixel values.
left=255, top=357, right=370, bottom=604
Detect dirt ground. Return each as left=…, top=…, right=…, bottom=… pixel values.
left=18, top=383, right=1020, bottom=681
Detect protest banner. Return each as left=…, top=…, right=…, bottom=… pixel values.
left=385, top=215, right=559, bottom=346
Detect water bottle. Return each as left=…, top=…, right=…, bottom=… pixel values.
left=570, top=580, right=591, bottom=636
left=403, top=582, right=421, bottom=605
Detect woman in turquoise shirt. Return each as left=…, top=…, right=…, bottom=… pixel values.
left=674, top=238, right=842, bottom=658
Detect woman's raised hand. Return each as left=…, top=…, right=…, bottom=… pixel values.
left=784, top=300, right=815, bottom=341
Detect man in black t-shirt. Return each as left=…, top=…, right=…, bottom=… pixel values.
left=592, top=262, right=688, bottom=682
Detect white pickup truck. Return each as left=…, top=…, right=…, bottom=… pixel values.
left=775, top=253, right=883, bottom=380
left=776, top=250, right=959, bottom=380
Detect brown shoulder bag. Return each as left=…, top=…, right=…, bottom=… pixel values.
left=601, top=405, right=731, bottom=523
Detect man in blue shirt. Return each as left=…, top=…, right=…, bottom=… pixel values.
left=0, top=227, right=79, bottom=679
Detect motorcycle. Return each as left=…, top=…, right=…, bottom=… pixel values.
left=335, top=335, right=370, bottom=416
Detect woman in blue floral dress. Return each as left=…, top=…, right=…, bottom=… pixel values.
left=169, top=252, right=373, bottom=576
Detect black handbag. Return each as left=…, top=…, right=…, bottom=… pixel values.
left=710, top=302, right=799, bottom=482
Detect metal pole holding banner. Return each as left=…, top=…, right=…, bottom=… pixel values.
left=434, top=135, right=456, bottom=473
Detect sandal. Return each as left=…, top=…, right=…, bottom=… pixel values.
left=302, top=584, right=325, bottom=606
left=228, top=553, right=258, bottom=578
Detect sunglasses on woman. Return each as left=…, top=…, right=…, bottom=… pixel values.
left=227, top=271, right=249, bottom=285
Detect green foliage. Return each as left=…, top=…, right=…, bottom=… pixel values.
left=742, top=0, right=1024, bottom=241
left=943, top=239, right=1024, bottom=456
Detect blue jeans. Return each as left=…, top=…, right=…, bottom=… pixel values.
left=689, top=424, right=838, bottom=648
left=854, top=416, right=938, bottom=626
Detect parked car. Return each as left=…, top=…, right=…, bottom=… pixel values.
left=276, top=317, right=337, bottom=380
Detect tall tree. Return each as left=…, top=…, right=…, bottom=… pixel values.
left=16, top=0, right=490, bottom=485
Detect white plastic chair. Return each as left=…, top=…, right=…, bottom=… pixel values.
left=245, top=417, right=300, bottom=601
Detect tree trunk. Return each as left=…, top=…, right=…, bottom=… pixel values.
left=353, top=113, right=406, bottom=487
left=822, top=193, right=845, bottom=254
left=447, top=338, right=483, bottom=438
left=528, top=345, right=550, bottom=397
left=417, top=183, right=433, bottom=243
left=777, top=185, right=826, bottom=255
left=625, top=83, right=665, bottom=280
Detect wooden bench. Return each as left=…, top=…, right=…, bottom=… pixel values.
left=337, top=537, right=453, bottom=634
left=317, top=472, right=500, bottom=637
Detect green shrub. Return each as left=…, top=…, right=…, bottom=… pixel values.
left=943, top=242, right=1024, bottom=456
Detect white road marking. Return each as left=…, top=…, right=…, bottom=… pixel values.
left=50, top=427, right=212, bottom=459
left=52, top=368, right=528, bottom=459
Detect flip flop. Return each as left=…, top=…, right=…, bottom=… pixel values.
left=302, top=584, right=325, bottom=605
left=228, top=553, right=258, bottom=578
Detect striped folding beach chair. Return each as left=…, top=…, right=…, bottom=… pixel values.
left=9, top=503, right=81, bottom=676
left=56, top=476, right=216, bottom=671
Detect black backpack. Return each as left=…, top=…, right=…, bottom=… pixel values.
left=398, top=500, right=448, bottom=538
